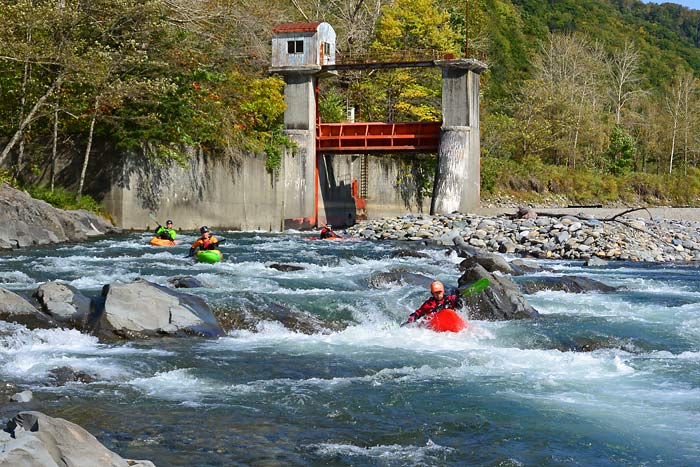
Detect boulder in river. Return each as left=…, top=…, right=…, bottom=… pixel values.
left=458, top=264, right=539, bottom=320
left=93, top=279, right=224, bottom=339
left=0, top=411, right=156, bottom=467
left=0, top=287, right=57, bottom=330
left=457, top=251, right=514, bottom=275
left=33, top=282, right=92, bottom=329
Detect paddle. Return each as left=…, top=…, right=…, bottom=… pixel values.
left=458, top=277, right=490, bottom=296
left=320, top=222, right=342, bottom=239
left=148, top=213, right=162, bottom=229
left=401, top=278, right=490, bottom=327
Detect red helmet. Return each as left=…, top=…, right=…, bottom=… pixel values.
left=430, top=281, right=445, bottom=293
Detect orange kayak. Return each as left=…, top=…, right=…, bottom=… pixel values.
left=149, top=237, right=177, bottom=247
left=422, top=309, right=467, bottom=333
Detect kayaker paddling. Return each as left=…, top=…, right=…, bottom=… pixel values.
left=319, top=223, right=338, bottom=239
left=402, top=278, right=489, bottom=332
left=155, top=219, right=177, bottom=241
left=405, top=280, right=464, bottom=325
left=189, top=226, right=220, bottom=256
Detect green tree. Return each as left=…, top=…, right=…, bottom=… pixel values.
left=606, top=125, right=637, bottom=175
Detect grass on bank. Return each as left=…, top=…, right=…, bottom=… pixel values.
left=481, top=157, right=700, bottom=206
left=2, top=169, right=110, bottom=217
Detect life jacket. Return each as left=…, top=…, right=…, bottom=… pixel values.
left=191, top=236, right=218, bottom=250
left=411, top=294, right=461, bottom=321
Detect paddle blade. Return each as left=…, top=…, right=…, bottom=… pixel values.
left=459, top=278, right=489, bottom=296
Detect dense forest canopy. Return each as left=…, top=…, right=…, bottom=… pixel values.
left=1, top=0, right=700, bottom=204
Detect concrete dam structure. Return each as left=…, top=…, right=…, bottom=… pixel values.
left=103, top=22, right=486, bottom=231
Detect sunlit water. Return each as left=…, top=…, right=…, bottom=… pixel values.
left=1, top=232, right=699, bottom=467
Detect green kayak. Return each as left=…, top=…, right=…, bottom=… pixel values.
left=196, top=249, right=223, bottom=264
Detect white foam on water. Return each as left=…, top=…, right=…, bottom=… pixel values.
left=305, top=439, right=454, bottom=464
left=195, top=320, right=700, bottom=450
left=68, top=272, right=141, bottom=289
left=127, top=368, right=221, bottom=402
left=0, top=270, right=34, bottom=286
left=0, top=326, right=169, bottom=383
left=528, top=289, right=698, bottom=326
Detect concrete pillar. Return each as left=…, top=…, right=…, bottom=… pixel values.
left=280, top=71, right=318, bottom=229
left=431, top=59, right=487, bottom=215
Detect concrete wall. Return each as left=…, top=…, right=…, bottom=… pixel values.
left=103, top=149, right=285, bottom=231
left=103, top=149, right=427, bottom=231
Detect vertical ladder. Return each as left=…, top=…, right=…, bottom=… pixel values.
left=360, top=154, right=368, bottom=199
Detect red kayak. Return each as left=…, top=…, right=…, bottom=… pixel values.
left=307, top=236, right=359, bottom=241
left=422, top=309, right=468, bottom=333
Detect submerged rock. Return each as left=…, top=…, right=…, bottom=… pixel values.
left=390, top=249, right=430, bottom=259
left=9, top=391, right=32, bottom=403
left=214, top=301, right=343, bottom=335
left=518, top=276, right=617, bottom=294
left=268, top=263, right=305, bottom=272
left=168, top=276, right=206, bottom=288
left=48, top=367, right=96, bottom=386
left=367, top=271, right=432, bottom=288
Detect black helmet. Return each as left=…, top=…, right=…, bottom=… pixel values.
left=200, top=226, right=209, bottom=233
left=166, top=219, right=173, bottom=225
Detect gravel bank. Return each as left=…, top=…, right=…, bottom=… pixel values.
left=345, top=209, right=700, bottom=262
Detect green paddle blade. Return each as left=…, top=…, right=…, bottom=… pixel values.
left=459, top=278, right=489, bottom=296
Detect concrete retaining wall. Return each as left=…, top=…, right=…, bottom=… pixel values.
left=103, top=148, right=430, bottom=231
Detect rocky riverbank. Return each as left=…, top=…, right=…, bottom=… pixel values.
left=0, top=183, right=119, bottom=249
left=345, top=209, right=700, bottom=262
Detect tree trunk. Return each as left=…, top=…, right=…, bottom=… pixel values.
left=0, top=77, right=61, bottom=166
left=15, top=14, right=33, bottom=181
left=77, top=96, right=99, bottom=199
left=16, top=58, right=31, bottom=180
left=51, top=98, right=59, bottom=192
left=669, top=113, right=677, bottom=175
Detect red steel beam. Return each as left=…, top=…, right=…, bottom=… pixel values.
left=317, top=122, right=440, bottom=154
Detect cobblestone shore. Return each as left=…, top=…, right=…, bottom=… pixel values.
left=345, top=210, right=700, bottom=262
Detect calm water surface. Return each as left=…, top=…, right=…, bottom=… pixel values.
left=0, top=232, right=698, bottom=466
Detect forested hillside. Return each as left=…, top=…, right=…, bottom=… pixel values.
left=1, top=0, right=700, bottom=207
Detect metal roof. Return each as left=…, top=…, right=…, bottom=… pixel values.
left=272, top=22, right=322, bottom=33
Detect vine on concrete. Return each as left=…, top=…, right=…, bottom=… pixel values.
left=265, top=126, right=295, bottom=174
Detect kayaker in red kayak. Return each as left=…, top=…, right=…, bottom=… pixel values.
left=319, top=224, right=338, bottom=239
left=188, top=226, right=220, bottom=257
left=405, top=281, right=463, bottom=324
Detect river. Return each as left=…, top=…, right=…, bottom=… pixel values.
left=0, top=231, right=698, bottom=466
